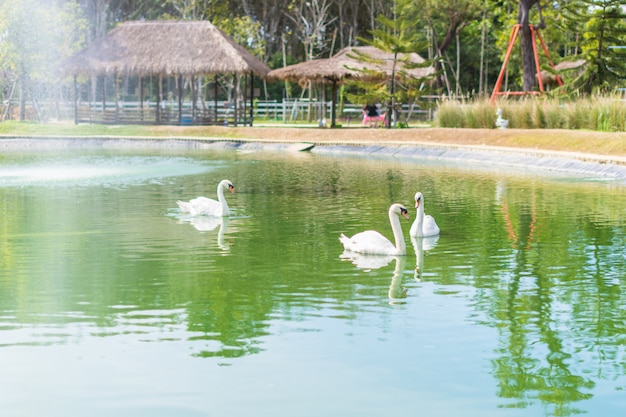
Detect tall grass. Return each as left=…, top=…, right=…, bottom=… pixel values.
left=435, top=95, right=626, bottom=131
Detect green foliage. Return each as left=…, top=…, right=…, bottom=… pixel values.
left=0, top=0, right=87, bottom=119
left=214, top=15, right=266, bottom=60
left=344, top=0, right=437, bottom=127
left=164, top=0, right=229, bottom=21
left=560, top=0, right=626, bottom=95
left=0, top=0, right=86, bottom=79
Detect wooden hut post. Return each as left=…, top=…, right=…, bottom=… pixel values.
left=177, top=74, right=183, bottom=124
left=213, top=75, right=218, bottom=123
left=114, top=71, right=119, bottom=124
left=73, top=75, right=78, bottom=125
left=233, top=73, right=238, bottom=127
left=249, top=73, right=254, bottom=127
left=88, top=77, right=92, bottom=121
left=156, top=76, right=162, bottom=124
left=331, top=79, right=338, bottom=128
left=139, top=76, right=144, bottom=122
left=101, top=75, right=106, bottom=113
left=242, top=74, right=247, bottom=126
left=191, top=75, right=197, bottom=123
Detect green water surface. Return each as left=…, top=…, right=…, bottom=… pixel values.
left=0, top=143, right=625, bottom=417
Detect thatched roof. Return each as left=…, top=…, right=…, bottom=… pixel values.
left=64, top=20, right=270, bottom=77
left=268, top=46, right=432, bottom=83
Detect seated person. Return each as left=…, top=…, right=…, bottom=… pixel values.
left=362, top=103, right=385, bottom=127
left=364, top=104, right=378, bottom=117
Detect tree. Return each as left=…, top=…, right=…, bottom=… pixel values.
left=286, top=0, right=337, bottom=61
left=517, top=0, right=541, bottom=91
left=561, top=0, right=626, bottom=94
left=346, top=0, right=436, bottom=127
left=0, top=0, right=87, bottom=121
left=410, top=0, right=481, bottom=95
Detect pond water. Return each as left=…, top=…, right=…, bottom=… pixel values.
left=1, top=139, right=625, bottom=417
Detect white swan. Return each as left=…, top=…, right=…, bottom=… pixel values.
left=410, top=192, right=440, bottom=238
left=177, top=179, right=235, bottom=217
left=339, top=203, right=409, bottom=256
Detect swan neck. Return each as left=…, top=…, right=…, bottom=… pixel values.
left=412, top=205, right=425, bottom=236
left=389, top=210, right=406, bottom=254
left=217, top=183, right=229, bottom=211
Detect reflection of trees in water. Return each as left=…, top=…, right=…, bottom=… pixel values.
left=475, top=180, right=625, bottom=415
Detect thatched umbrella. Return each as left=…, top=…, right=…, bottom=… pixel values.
left=268, top=46, right=432, bottom=128
left=65, top=20, right=270, bottom=125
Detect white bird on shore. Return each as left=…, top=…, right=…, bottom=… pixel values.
left=177, top=179, right=235, bottom=217
left=496, top=108, right=509, bottom=129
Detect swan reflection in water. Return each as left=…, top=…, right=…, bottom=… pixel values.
left=177, top=215, right=231, bottom=250
left=387, top=256, right=408, bottom=303
left=339, top=252, right=409, bottom=303
left=339, top=250, right=395, bottom=270
left=411, top=234, right=439, bottom=281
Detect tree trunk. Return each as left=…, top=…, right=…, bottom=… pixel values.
left=19, top=76, right=26, bottom=121
left=518, top=0, right=539, bottom=91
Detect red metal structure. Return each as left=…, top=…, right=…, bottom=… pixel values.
left=490, top=24, right=563, bottom=102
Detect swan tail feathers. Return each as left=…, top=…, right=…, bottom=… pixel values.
left=177, top=200, right=191, bottom=212
left=339, top=233, right=352, bottom=250
left=177, top=200, right=198, bottom=216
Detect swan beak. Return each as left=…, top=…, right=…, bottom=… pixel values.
left=228, top=185, right=235, bottom=193
left=401, top=210, right=410, bottom=220
left=415, top=199, right=421, bottom=209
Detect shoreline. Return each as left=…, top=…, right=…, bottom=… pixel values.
left=2, top=126, right=626, bottom=179
left=2, top=132, right=626, bottom=181
left=0, top=125, right=626, bottom=165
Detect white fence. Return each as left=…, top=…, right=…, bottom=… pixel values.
left=256, top=99, right=434, bottom=125
left=2, top=98, right=435, bottom=125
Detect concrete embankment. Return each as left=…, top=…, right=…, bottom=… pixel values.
left=2, top=135, right=626, bottom=181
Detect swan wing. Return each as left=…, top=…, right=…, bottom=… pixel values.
left=339, top=230, right=397, bottom=255
left=411, top=214, right=440, bottom=237
left=177, top=200, right=195, bottom=214
left=423, top=215, right=440, bottom=237
left=178, top=196, right=224, bottom=216
left=189, top=197, right=221, bottom=215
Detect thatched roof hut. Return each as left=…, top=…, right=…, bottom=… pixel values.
left=65, top=20, right=270, bottom=126
left=65, top=20, right=270, bottom=77
left=268, top=46, right=432, bottom=127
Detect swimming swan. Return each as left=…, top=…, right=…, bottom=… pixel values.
left=339, top=203, right=409, bottom=256
left=410, top=192, right=440, bottom=238
left=177, top=179, right=235, bottom=217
